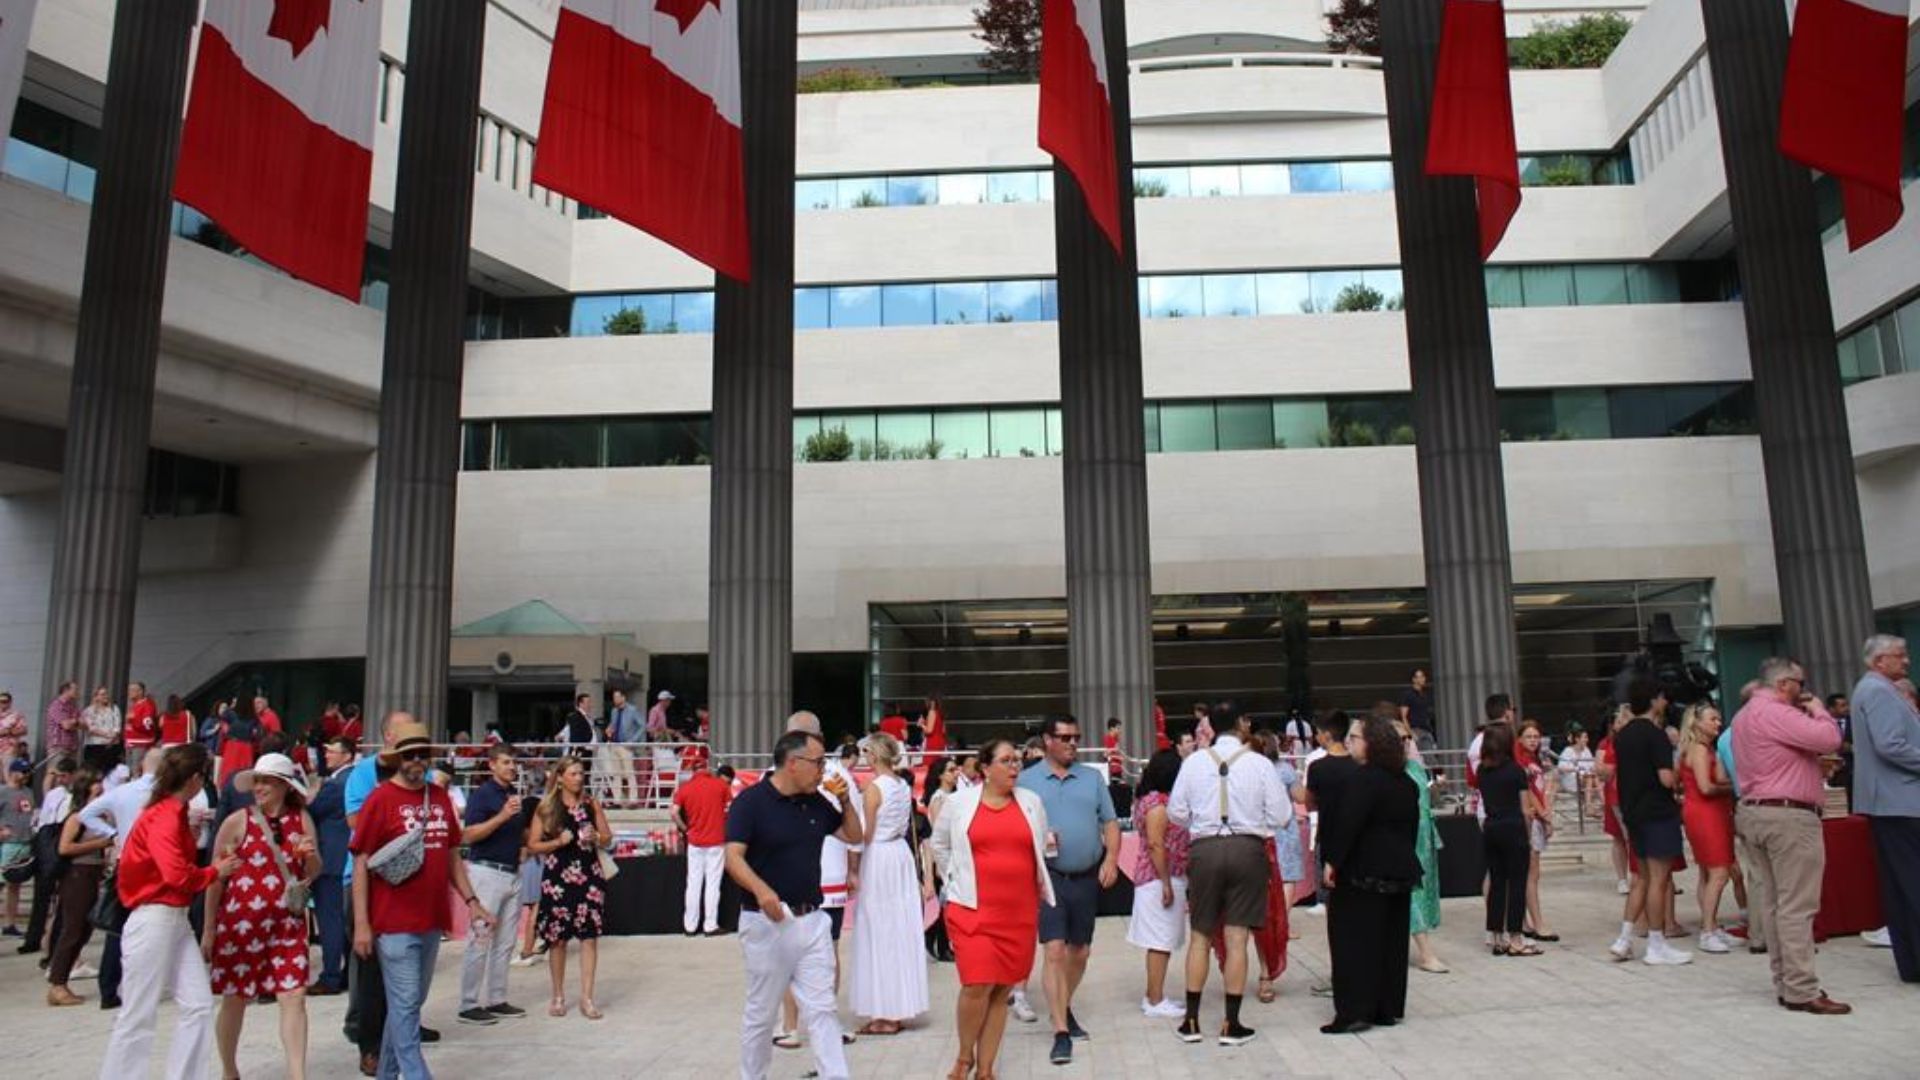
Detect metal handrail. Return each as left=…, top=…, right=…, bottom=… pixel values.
left=1129, top=50, right=1384, bottom=76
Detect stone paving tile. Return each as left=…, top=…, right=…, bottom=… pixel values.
left=0, top=865, right=1911, bottom=1077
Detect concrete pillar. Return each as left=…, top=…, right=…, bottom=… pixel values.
left=1379, top=0, right=1521, bottom=747
left=471, top=688, right=499, bottom=740
left=1055, top=0, right=1155, bottom=764
left=362, top=2, right=488, bottom=738
left=36, top=0, right=198, bottom=734
left=708, top=0, right=798, bottom=758
left=1699, top=0, right=1875, bottom=698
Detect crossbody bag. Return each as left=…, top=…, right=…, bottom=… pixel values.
left=253, top=808, right=311, bottom=915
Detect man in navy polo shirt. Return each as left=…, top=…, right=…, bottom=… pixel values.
left=457, top=742, right=533, bottom=1025
left=1017, top=715, right=1119, bottom=1066
left=727, top=730, right=864, bottom=1080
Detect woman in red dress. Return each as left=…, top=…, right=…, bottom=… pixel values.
left=930, top=738, right=1054, bottom=1080
left=1679, top=703, right=1740, bottom=953
left=922, top=695, right=948, bottom=754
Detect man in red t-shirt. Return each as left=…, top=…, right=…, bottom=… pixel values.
left=123, top=681, right=159, bottom=756
left=879, top=708, right=909, bottom=743
left=350, top=717, right=491, bottom=1078
left=672, top=766, right=735, bottom=935
left=253, top=694, right=283, bottom=735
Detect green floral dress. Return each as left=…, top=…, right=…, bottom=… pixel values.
left=1408, top=757, right=1443, bottom=935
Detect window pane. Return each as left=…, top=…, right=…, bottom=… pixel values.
left=988, top=279, right=1048, bottom=322
left=1142, top=404, right=1163, bottom=452
left=1835, top=333, right=1864, bottom=381
left=2, top=138, right=70, bottom=191
left=838, top=176, right=887, bottom=209
left=1036, top=170, right=1054, bottom=201
left=935, top=281, right=989, bottom=325
left=938, top=173, right=989, bottom=205
left=795, top=179, right=836, bottom=211
left=496, top=420, right=603, bottom=470
left=830, top=285, right=882, bottom=328
left=934, top=411, right=990, bottom=459
left=1340, top=161, right=1394, bottom=192
left=1239, top=163, right=1290, bottom=196
left=1146, top=275, right=1203, bottom=319
left=1485, top=267, right=1526, bottom=308
left=1159, top=402, right=1216, bottom=452
left=1606, top=388, right=1667, bottom=439
left=1045, top=407, right=1065, bottom=456
left=1572, top=263, right=1631, bottom=306
left=877, top=412, right=934, bottom=458
left=793, top=415, right=822, bottom=460
left=886, top=175, right=936, bottom=206
left=989, top=408, right=1047, bottom=457
left=1498, top=391, right=1557, bottom=441
left=461, top=423, right=494, bottom=470
left=1190, top=165, right=1241, bottom=197
left=1256, top=272, right=1313, bottom=315
left=1133, top=166, right=1189, bottom=198
left=1272, top=400, right=1330, bottom=449
left=1328, top=397, right=1414, bottom=445
left=881, top=283, right=935, bottom=326
left=821, top=412, right=877, bottom=450
left=1216, top=400, right=1274, bottom=450
left=671, top=291, right=715, bottom=333
left=1291, top=162, right=1341, bottom=193
left=1552, top=389, right=1611, bottom=439
left=988, top=171, right=1040, bottom=203
left=1202, top=274, right=1257, bottom=317
left=607, top=417, right=708, bottom=467
left=570, top=295, right=624, bottom=337
left=1892, top=301, right=1920, bottom=375
left=1311, top=269, right=1364, bottom=314
left=1852, top=324, right=1885, bottom=379
left=795, top=287, right=831, bottom=330
left=1361, top=268, right=1404, bottom=310
left=1875, top=318, right=1901, bottom=378
left=1626, top=264, right=1682, bottom=304
left=1520, top=265, right=1575, bottom=307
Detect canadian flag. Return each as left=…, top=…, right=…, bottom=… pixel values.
left=1780, top=0, right=1908, bottom=250
left=533, top=0, right=749, bottom=281
left=0, top=1, right=38, bottom=146
left=1039, top=0, right=1123, bottom=253
left=1425, top=0, right=1522, bottom=259
left=174, top=0, right=382, bottom=301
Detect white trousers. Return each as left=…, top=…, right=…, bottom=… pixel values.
left=685, top=845, right=726, bottom=933
left=738, top=909, right=846, bottom=1080
left=98, top=904, right=214, bottom=1080
left=459, top=864, right=523, bottom=1011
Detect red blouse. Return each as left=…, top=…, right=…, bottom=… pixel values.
left=118, top=799, right=217, bottom=909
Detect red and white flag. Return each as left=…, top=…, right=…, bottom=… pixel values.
left=1780, top=0, right=1908, bottom=250
left=1039, top=0, right=1123, bottom=253
left=533, top=0, right=749, bottom=281
left=1425, top=0, right=1522, bottom=259
left=174, top=0, right=382, bottom=301
left=0, top=1, right=40, bottom=146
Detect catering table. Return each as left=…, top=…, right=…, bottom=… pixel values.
left=1813, top=814, right=1883, bottom=941
left=1435, top=813, right=1486, bottom=898
left=602, top=853, right=745, bottom=935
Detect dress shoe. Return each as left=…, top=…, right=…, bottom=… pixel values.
left=1781, top=994, right=1851, bottom=1016
left=308, top=983, right=344, bottom=997
left=419, top=1025, right=441, bottom=1043
left=360, top=1052, right=378, bottom=1077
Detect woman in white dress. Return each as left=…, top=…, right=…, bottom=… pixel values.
left=848, top=733, right=931, bottom=1034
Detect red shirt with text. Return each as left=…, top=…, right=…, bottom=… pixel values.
left=349, top=780, right=459, bottom=934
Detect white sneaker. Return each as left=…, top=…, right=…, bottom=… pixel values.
left=1608, top=939, right=1634, bottom=963
left=1141, top=997, right=1187, bottom=1019
left=1644, top=943, right=1693, bottom=966
left=1862, top=927, right=1892, bottom=948
left=1010, top=992, right=1038, bottom=1023
left=1698, top=931, right=1731, bottom=955
left=70, top=962, right=98, bottom=980
left=1616, top=879, right=1631, bottom=895
left=509, top=952, right=542, bottom=968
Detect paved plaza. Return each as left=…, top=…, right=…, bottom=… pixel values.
left=3, top=862, right=1911, bottom=1079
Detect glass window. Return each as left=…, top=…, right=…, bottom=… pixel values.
left=881, top=283, right=935, bottom=326
left=988, top=279, right=1049, bottom=322
left=887, top=175, right=937, bottom=206
left=989, top=408, right=1047, bottom=457
left=1045, top=407, right=1065, bottom=456
left=607, top=417, right=708, bottom=467
left=838, top=176, right=887, bottom=209
left=1520, top=265, right=1576, bottom=308
left=1216, top=400, right=1274, bottom=450
left=496, top=419, right=604, bottom=470
left=1239, top=163, right=1291, bottom=196
left=1874, top=318, right=1903, bottom=377
left=795, top=287, right=831, bottom=330
left=1202, top=274, right=1257, bottom=317
left=1626, top=264, right=1682, bottom=304
left=935, top=281, right=989, bottom=325
left=1272, top=400, right=1330, bottom=449
left=1892, top=301, right=1920, bottom=375
left=795, top=179, right=836, bottom=211
left=1291, top=162, right=1342, bottom=193
left=1485, top=267, right=1526, bottom=308
left=1146, top=275, right=1204, bottom=319
left=1190, top=165, right=1241, bottom=197
left=671, top=291, right=715, bottom=333
left=1143, top=404, right=1162, bottom=452
left=793, top=415, right=822, bottom=460
left=933, top=410, right=990, bottom=459
left=570, top=294, right=625, bottom=337
left=1036, top=170, right=1054, bottom=201
left=1850, top=325, right=1885, bottom=379
left=1329, top=397, right=1414, bottom=445
left=877, top=412, right=935, bottom=458
left=830, top=285, right=882, bottom=328
left=1605, top=387, right=1670, bottom=439
left=2, top=138, right=71, bottom=191
left=821, top=412, right=877, bottom=450
left=1498, top=391, right=1558, bottom=441
left=1133, top=166, right=1189, bottom=198
left=461, top=423, right=494, bottom=471
left=938, top=173, right=989, bottom=205
left=1362, top=268, right=1404, bottom=310
left=1572, top=263, right=1631, bottom=306
left=1159, top=402, right=1217, bottom=453
left=1311, top=269, right=1365, bottom=314
left=1256, top=272, right=1313, bottom=315
left=988, top=171, right=1041, bottom=203
left=1340, top=161, right=1394, bottom=192
left=1552, top=389, right=1611, bottom=439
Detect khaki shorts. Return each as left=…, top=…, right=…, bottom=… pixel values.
left=1186, top=835, right=1270, bottom=932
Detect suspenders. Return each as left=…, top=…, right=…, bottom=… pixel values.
left=1204, top=746, right=1251, bottom=833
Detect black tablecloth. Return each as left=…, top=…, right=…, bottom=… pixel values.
left=603, top=854, right=744, bottom=936
left=1435, top=814, right=1486, bottom=898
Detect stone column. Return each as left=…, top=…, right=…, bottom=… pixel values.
left=1056, top=0, right=1155, bottom=764
left=36, top=0, right=198, bottom=731
left=1379, top=0, right=1521, bottom=747
left=1699, top=0, right=1875, bottom=697
left=708, top=1, right=798, bottom=758
left=362, top=2, right=488, bottom=736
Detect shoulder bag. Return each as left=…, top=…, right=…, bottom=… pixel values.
left=253, top=807, right=311, bottom=915
left=586, top=800, right=620, bottom=880
left=366, top=785, right=431, bottom=886
left=89, top=867, right=128, bottom=933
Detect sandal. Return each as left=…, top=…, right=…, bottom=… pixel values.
left=547, top=996, right=568, bottom=1017
left=947, top=1059, right=975, bottom=1080
left=1506, top=942, right=1545, bottom=957
left=772, top=1030, right=803, bottom=1050
left=856, top=1020, right=901, bottom=1036
left=579, top=997, right=603, bottom=1021
left=1256, top=979, right=1277, bottom=1003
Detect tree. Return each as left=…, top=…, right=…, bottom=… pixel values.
left=1333, top=282, right=1385, bottom=313
left=973, top=0, right=1042, bottom=79
left=1510, top=14, right=1632, bottom=70
left=1324, top=0, right=1380, bottom=57
left=603, top=306, right=647, bottom=335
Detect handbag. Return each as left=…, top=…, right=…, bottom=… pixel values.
left=253, top=808, right=310, bottom=915
left=90, top=870, right=128, bottom=933
left=595, top=848, right=620, bottom=880
left=366, top=785, right=431, bottom=886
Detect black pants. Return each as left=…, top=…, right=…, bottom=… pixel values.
left=1483, top=819, right=1529, bottom=935
left=22, top=824, right=61, bottom=950
left=345, top=904, right=386, bottom=1057
left=1870, top=815, right=1920, bottom=983
left=1328, top=885, right=1411, bottom=1025
left=99, top=925, right=123, bottom=1001
left=81, top=745, right=120, bottom=776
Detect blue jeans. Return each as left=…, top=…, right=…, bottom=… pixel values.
left=376, top=932, right=440, bottom=1080
left=313, top=875, right=347, bottom=989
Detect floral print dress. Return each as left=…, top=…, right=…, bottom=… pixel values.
left=537, top=798, right=605, bottom=943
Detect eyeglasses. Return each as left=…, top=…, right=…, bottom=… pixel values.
left=793, top=754, right=826, bottom=768
left=990, top=756, right=1021, bottom=767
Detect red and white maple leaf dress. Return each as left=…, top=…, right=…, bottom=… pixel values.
left=209, top=808, right=311, bottom=997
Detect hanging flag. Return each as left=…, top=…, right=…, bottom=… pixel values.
left=1039, top=0, right=1122, bottom=253
left=0, top=0, right=39, bottom=145
left=1425, top=0, right=1522, bottom=260
left=533, top=0, right=749, bottom=281
left=174, top=0, right=383, bottom=301
left=1780, top=0, right=1907, bottom=250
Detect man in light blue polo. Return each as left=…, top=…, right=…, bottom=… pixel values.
left=1017, top=715, right=1119, bottom=1066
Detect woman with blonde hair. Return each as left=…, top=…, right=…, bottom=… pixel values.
left=848, top=732, right=931, bottom=1034
left=1678, top=702, right=1739, bottom=953
left=529, top=757, right=611, bottom=1018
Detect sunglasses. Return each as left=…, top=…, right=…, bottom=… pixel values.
left=398, top=749, right=432, bottom=763
left=1048, top=733, right=1081, bottom=744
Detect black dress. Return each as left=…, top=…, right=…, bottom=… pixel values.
left=1319, top=763, right=1421, bottom=1032
left=538, top=799, right=606, bottom=943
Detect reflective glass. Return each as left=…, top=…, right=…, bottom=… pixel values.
left=62, top=161, right=96, bottom=202
left=1133, top=166, right=1189, bottom=198
left=795, top=179, right=836, bottom=211
left=793, top=415, right=822, bottom=459
left=988, top=279, right=1048, bottom=322
left=1520, top=265, right=1575, bottom=307
left=1340, top=161, right=1394, bottom=192
left=1291, top=162, right=1342, bottom=193
left=671, top=291, right=716, bottom=333
left=629, top=294, right=674, bottom=334
left=607, top=417, right=709, bottom=467
left=1190, top=165, right=1241, bottom=197
left=794, top=287, right=831, bottom=330
left=1498, top=392, right=1558, bottom=441
left=1202, top=274, right=1257, bottom=317
left=1836, top=333, right=1866, bottom=381
left=1311, top=269, right=1365, bottom=314
left=461, top=423, right=494, bottom=471
left=988, top=171, right=1041, bottom=203
left=887, top=175, right=937, bottom=206
left=989, top=408, right=1047, bottom=457
left=1626, top=264, right=1682, bottom=304
left=1256, top=272, right=1313, bottom=315
left=1216, top=400, right=1275, bottom=450
left=838, top=176, right=888, bottom=208
left=2, top=138, right=70, bottom=191
left=1605, top=388, right=1670, bottom=439
left=938, top=173, right=989, bottom=205
left=1045, top=407, right=1065, bottom=456
left=496, top=419, right=604, bottom=470
left=1036, top=170, right=1055, bottom=201
left=1892, top=301, right=1920, bottom=375
left=1552, top=389, right=1611, bottom=439
left=1239, top=163, right=1290, bottom=196
left=934, top=411, right=990, bottom=459
left=570, top=294, right=626, bottom=337
left=1143, top=404, right=1161, bottom=453
left=1572, top=263, right=1631, bottom=306
left=1146, top=275, right=1204, bottom=319
left=822, top=412, right=878, bottom=449
left=877, top=412, right=935, bottom=458
left=1272, top=400, right=1330, bottom=449
left=1158, top=402, right=1216, bottom=452
left=881, top=283, right=935, bottom=326
left=1361, top=268, right=1404, bottom=309
left=1852, top=325, right=1886, bottom=379
left=831, top=285, right=882, bottom=328
left=935, top=281, right=989, bottom=325
left=1485, top=267, right=1526, bottom=308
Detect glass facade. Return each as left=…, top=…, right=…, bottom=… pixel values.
left=1838, top=290, right=1918, bottom=383
left=144, top=450, right=240, bottom=518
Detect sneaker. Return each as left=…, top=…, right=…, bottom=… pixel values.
left=1175, top=1018, right=1203, bottom=1044
left=70, top=962, right=98, bottom=979
left=1616, top=879, right=1631, bottom=895
left=1643, top=943, right=1693, bottom=966
left=457, top=1007, right=499, bottom=1026
left=1010, top=992, right=1038, bottom=1023
left=510, top=952, right=542, bottom=968
left=485, top=1002, right=527, bottom=1019
left=1219, top=1022, right=1257, bottom=1048
left=1049, top=1032, right=1073, bottom=1065
left=1608, top=939, right=1634, bottom=963
left=1699, top=931, right=1731, bottom=954
left=1142, top=997, right=1187, bottom=1019
left=1862, top=927, right=1892, bottom=948
left=1066, top=1010, right=1088, bottom=1040
left=1, top=925, right=21, bottom=937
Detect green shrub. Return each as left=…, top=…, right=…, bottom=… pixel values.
left=1133, top=178, right=1169, bottom=198
left=797, top=67, right=897, bottom=94
left=802, top=428, right=855, bottom=462
left=1511, top=14, right=1632, bottom=70
left=1333, top=283, right=1385, bottom=313
left=602, top=307, right=647, bottom=335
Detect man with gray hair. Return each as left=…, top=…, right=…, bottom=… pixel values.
left=1850, top=635, right=1920, bottom=981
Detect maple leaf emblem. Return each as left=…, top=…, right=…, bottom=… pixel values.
left=656, top=0, right=720, bottom=34
left=267, top=0, right=341, bottom=59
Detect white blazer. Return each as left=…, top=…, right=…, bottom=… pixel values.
left=930, top=784, right=1056, bottom=910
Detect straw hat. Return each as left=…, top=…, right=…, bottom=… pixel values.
left=377, top=721, right=434, bottom=765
